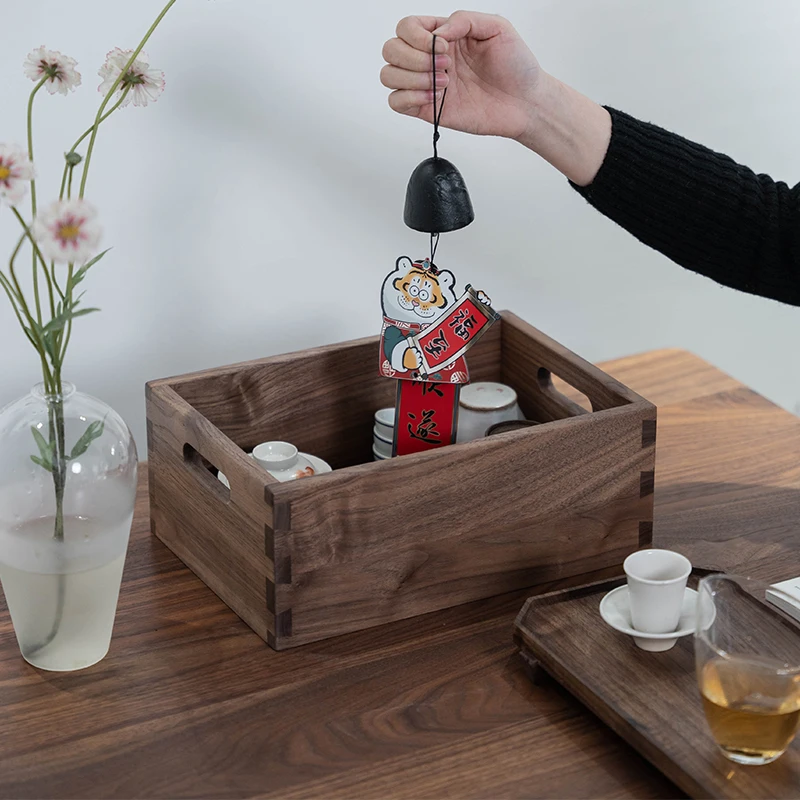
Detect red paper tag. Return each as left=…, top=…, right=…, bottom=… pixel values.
left=411, top=289, right=499, bottom=378
left=394, top=380, right=460, bottom=456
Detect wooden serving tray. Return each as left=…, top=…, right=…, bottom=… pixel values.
left=513, top=572, right=800, bottom=799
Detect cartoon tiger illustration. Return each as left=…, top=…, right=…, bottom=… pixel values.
left=380, top=256, right=459, bottom=376
left=382, top=255, right=457, bottom=323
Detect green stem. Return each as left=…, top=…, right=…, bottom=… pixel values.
left=0, top=271, right=36, bottom=348
left=59, top=89, right=130, bottom=201
left=8, top=253, right=54, bottom=393
left=47, top=396, right=66, bottom=543
left=7, top=232, right=26, bottom=275
left=27, top=76, right=47, bottom=324
left=8, top=229, right=54, bottom=392
left=57, top=263, right=75, bottom=364
left=11, top=207, right=56, bottom=319
left=0, top=237, right=35, bottom=343
left=79, top=0, right=177, bottom=198
left=50, top=261, right=65, bottom=301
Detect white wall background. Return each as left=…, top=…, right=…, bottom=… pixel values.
left=2, top=0, right=799, bottom=452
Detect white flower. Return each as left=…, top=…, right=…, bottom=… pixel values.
left=32, top=199, right=102, bottom=264
left=24, top=47, right=82, bottom=95
left=97, top=48, right=165, bottom=108
left=0, top=144, right=36, bottom=207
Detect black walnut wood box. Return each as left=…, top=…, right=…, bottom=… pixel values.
left=145, top=312, right=656, bottom=650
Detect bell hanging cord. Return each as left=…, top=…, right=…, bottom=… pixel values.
left=430, top=232, right=440, bottom=264
left=431, top=34, right=447, bottom=160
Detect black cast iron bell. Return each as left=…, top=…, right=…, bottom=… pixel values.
left=404, top=156, right=475, bottom=234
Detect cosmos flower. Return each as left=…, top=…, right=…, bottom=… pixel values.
left=0, top=144, right=36, bottom=206
left=24, top=47, right=82, bottom=95
left=32, top=199, right=102, bottom=264
left=97, top=48, right=165, bottom=108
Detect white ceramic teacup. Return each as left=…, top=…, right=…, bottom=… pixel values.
left=372, top=430, right=393, bottom=459
left=372, top=444, right=389, bottom=461
left=456, top=382, right=525, bottom=443
left=623, top=549, right=692, bottom=634
left=252, top=441, right=317, bottom=482
left=374, top=408, right=395, bottom=441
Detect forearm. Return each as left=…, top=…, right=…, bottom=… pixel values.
left=572, top=108, right=800, bottom=305
left=519, top=80, right=800, bottom=306
left=516, top=73, right=612, bottom=187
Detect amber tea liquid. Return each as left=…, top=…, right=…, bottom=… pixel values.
left=700, top=657, right=800, bottom=764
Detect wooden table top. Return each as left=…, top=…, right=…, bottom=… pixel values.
left=2, top=348, right=799, bottom=800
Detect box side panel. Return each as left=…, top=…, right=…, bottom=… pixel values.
left=274, top=402, right=657, bottom=648
left=501, top=312, right=648, bottom=418
left=146, top=384, right=272, bottom=642
left=166, top=327, right=503, bottom=470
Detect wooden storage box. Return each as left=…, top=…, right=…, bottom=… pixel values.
left=145, top=313, right=656, bottom=650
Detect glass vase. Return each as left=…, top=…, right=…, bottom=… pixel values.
left=0, top=382, right=137, bottom=671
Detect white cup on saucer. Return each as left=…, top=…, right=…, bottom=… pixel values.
left=623, top=549, right=692, bottom=634
left=252, top=441, right=319, bottom=482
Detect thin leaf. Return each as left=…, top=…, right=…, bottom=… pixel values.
left=69, top=419, right=104, bottom=460
left=30, top=426, right=54, bottom=472
left=42, top=306, right=101, bottom=336
left=42, top=331, right=59, bottom=364
left=70, top=307, right=100, bottom=319
left=71, top=249, right=111, bottom=288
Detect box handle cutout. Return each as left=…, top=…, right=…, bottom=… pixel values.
left=536, top=367, right=591, bottom=416
left=183, top=442, right=231, bottom=503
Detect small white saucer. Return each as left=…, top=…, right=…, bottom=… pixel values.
left=599, top=585, right=699, bottom=652
left=218, top=452, right=331, bottom=489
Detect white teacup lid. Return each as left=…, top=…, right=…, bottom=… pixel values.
left=459, top=382, right=518, bottom=411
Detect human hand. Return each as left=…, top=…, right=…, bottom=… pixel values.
left=381, top=11, right=543, bottom=141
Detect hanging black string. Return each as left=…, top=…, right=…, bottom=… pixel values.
left=431, top=34, right=447, bottom=159
left=430, top=231, right=440, bottom=264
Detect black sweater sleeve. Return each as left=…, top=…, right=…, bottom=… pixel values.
left=571, top=107, right=800, bottom=306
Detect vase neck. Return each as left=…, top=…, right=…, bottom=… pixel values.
left=31, top=381, right=76, bottom=403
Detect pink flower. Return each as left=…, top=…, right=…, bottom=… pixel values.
left=97, top=48, right=165, bottom=108
left=24, top=47, right=82, bottom=95
left=32, top=199, right=102, bottom=264
left=0, top=144, right=36, bottom=207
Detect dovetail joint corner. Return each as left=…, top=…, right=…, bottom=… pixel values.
left=641, top=419, right=657, bottom=448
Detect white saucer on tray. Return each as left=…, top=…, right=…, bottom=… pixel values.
left=218, top=452, right=331, bottom=489
left=599, top=585, right=700, bottom=652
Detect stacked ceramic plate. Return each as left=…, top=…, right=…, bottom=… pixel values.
left=373, top=407, right=394, bottom=460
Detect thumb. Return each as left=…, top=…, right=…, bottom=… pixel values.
left=434, top=11, right=507, bottom=42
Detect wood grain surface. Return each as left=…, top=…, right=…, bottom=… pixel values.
left=515, top=573, right=800, bottom=798
left=148, top=315, right=655, bottom=649
left=2, top=348, right=799, bottom=799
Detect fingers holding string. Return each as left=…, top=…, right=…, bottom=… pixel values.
left=380, top=64, right=449, bottom=91
left=388, top=89, right=444, bottom=120
left=382, top=36, right=450, bottom=73
left=396, top=15, right=449, bottom=52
